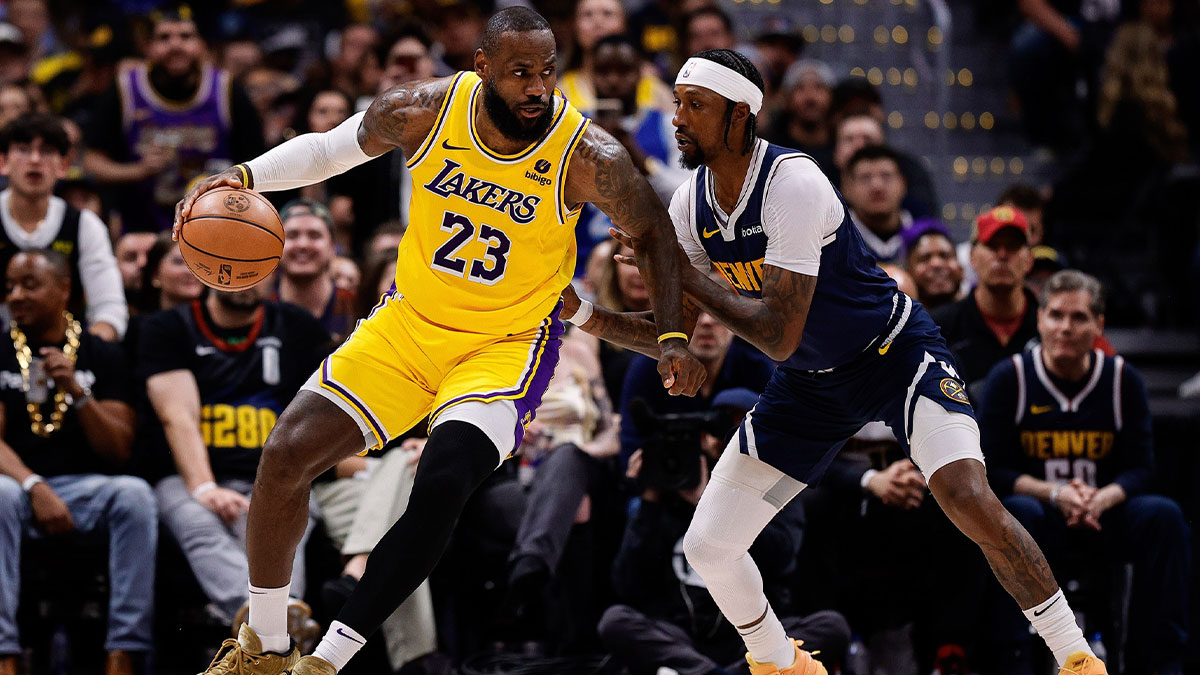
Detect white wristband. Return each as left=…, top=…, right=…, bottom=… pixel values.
left=859, top=468, right=879, bottom=493
left=1048, top=483, right=1064, bottom=506
left=21, top=474, right=44, bottom=493
left=565, top=299, right=594, bottom=326
left=192, top=481, right=218, bottom=500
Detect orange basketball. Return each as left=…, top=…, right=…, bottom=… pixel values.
left=178, top=187, right=284, bottom=291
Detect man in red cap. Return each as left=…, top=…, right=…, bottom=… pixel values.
left=931, top=206, right=1037, bottom=396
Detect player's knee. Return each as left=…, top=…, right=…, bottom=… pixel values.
left=929, top=458, right=990, bottom=508
left=682, top=525, right=737, bottom=574
left=260, top=420, right=323, bottom=484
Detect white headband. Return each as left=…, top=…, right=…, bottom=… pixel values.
left=675, top=57, right=763, bottom=115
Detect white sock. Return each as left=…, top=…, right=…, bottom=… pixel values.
left=1023, top=590, right=1092, bottom=665
left=738, top=601, right=796, bottom=668
left=312, top=621, right=367, bottom=671
left=247, top=583, right=291, bottom=654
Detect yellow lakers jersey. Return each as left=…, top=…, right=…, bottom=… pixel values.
left=396, top=71, right=590, bottom=334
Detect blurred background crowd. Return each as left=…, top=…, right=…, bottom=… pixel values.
left=0, top=0, right=1198, bottom=674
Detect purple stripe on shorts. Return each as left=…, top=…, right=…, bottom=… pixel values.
left=321, top=358, right=387, bottom=444
left=511, top=302, right=565, bottom=449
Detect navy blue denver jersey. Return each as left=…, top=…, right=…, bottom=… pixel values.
left=978, top=346, right=1154, bottom=497
left=138, top=300, right=330, bottom=480
left=673, top=141, right=898, bottom=372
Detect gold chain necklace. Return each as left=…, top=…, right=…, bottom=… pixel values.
left=11, top=312, right=81, bottom=437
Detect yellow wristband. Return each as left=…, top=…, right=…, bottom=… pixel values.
left=234, top=164, right=252, bottom=189
left=657, top=331, right=689, bottom=343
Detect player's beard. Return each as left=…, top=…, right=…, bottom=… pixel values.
left=483, top=77, right=554, bottom=143
left=678, top=134, right=708, bottom=170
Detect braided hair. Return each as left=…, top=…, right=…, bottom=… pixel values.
left=691, top=49, right=765, bottom=154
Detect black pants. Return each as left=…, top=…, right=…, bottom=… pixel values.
left=509, top=443, right=613, bottom=574
left=598, top=604, right=850, bottom=675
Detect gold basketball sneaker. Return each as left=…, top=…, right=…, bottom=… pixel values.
left=199, top=624, right=299, bottom=675
left=1058, top=650, right=1108, bottom=675
left=746, top=639, right=827, bottom=675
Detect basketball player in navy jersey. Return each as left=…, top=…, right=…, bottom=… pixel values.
left=561, top=49, right=1108, bottom=675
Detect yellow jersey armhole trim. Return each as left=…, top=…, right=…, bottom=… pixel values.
left=406, top=71, right=466, bottom=170
left=556, top=117, right=590, bottom=225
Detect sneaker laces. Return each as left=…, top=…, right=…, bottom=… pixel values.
left=205, top=638, right=264, bottom=675
left=1059, top=655, right=1093, bottom=674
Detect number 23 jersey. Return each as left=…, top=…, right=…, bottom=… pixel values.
left=398, top=71, right=590, bottom=334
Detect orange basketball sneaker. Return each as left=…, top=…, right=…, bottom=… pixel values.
left=1058, top=650, right=1108, bottom=674
left=746, top=639, right=827, bottom=675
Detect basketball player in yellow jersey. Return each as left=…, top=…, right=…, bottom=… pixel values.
left=173, top=8, right=705, bottom=675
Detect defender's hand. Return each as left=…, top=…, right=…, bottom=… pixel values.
left=30, top=483, right=74, bottom=535
left=174, top=167, right=244, bottom=241
left=658, top=341, right=705, bottom=396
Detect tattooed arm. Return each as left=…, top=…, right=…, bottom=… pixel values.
left=608, top=230, right=816, bottom=362
left=175, top=77, right=452, bottom=234
left=357, top=77, right=454, bottom=156
left=565, top=125, right=706, bottom=395
left=686, top=265, right=817, bottom=362
left=561, top=283, right=699, bottom=359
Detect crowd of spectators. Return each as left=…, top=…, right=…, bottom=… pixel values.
left=0, top=1, right=1194, bottom=675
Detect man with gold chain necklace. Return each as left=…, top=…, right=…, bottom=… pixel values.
left=0, top=250, right=155, bottom=675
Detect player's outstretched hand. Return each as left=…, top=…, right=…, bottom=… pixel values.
left=659, top=340, right=705, bottom=396
left=173, top=167, right=244, bottom=242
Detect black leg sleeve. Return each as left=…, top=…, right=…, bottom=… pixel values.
left=337, top=421, right=499, bottom=637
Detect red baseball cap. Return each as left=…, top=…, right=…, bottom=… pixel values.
left=973, top=206, right=1028, bottom=245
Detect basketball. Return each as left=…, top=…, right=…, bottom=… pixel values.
left=178, top=187, right=284, bottom=291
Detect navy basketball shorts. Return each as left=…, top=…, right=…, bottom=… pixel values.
left=736, top=306, right=979, bottom=485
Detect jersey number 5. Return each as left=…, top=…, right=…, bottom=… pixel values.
left=431, top=211, right=510, bottom=285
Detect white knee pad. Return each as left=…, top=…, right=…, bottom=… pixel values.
left=909, top=396, right=985, bottom=479
left=430, top=399, right=519, bottom=466
left=683, top=450, right=805, bottom=571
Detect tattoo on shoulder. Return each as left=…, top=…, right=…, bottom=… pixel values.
left=362, top=77, right=450, bottom=154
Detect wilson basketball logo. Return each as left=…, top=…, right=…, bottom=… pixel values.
left=224, top=193, right=251, bottom=213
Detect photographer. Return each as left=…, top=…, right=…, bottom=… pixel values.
left=599, top=392, right=849, bottom=675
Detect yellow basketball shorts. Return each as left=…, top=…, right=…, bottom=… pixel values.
left=306, top=290, right=564, bottom=453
